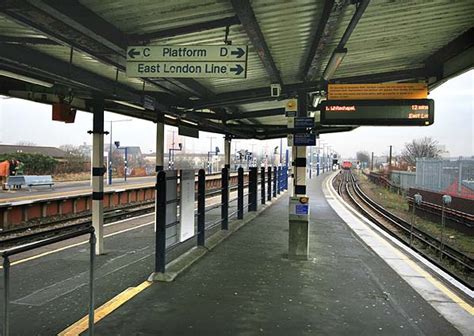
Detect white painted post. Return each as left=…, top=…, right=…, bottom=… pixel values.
left=91, top=99, right=105, bottom=255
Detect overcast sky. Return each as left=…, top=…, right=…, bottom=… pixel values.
left=0, top=70, right=472, bottom=159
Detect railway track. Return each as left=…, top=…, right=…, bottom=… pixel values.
left=334, top=170, right=473, bottom=289
left=366, top=171, right=474, bottom=228
left=0, top=201, right=155, bottom=248
left=0, top=182, right=251, bottom=249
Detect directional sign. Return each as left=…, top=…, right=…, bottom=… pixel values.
left=294, top=117, right=314, bottom=129
left=126, top=62, right=246, bottom=78
left=127, top=45, right=248, bottom=61
left=293, top=133, right=316, bottom=146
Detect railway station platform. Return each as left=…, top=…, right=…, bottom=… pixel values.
left=54, top=173, right=469, bottom=336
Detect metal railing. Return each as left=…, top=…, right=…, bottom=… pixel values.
left=153, top=166, right=288, bottom=274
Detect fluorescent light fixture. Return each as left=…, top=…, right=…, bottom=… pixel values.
left=0, top=69, right=54, bottom=88
left=181, top=119, right=198, bottom=126
left=165, top=114, right=178, bottom=120
left=312, top=95, right=321, bottom=108
left=111, top=100, right=145, bottom=110
left=322, top=48, right=347, bottom=81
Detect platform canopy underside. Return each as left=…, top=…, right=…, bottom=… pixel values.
left=0, top=0, right=472, bottom=139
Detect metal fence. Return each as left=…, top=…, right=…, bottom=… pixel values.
left=415, top=158, right=474, bottom=199
left=390, top=171, right=416, bottom=191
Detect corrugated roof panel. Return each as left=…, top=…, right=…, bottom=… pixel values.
left=0, top=14, right=47, bottom=38
left=80, top=0, right=271, bottom=94
left=331, top=0, right=474, bottom=79
left=251, top=0, right=323, bottom=84
left=27, top=44, right=159, bottom=92
left=80, top=0, right=235, bottom=34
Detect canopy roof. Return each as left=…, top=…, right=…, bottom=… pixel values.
left=0, top=0, right=472, bottom=139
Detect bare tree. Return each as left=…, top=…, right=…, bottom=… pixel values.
left=401, top=137, right=444, bottom=166
left=16, top=141, right=37, bottom=146
left=356, top=151, right=370, bottom=164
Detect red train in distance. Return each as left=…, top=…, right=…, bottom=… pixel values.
left=341, top=161, right=353, bottom=170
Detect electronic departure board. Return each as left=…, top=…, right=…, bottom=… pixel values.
left=320, top=99, right=434, bottom=126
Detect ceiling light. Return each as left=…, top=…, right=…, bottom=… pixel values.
left=111, top=100, right=145, bottom=110
left=312, top=95, right=321, bottom=108
left=322, top=48, right=347, bottom=81
left=0, top=69, right=54, bottom=88
left=165, top=114, right=178, bottom=120
left=181, top=119, right=198, bottom=126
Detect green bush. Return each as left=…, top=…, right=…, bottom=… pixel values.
left=0, top=153, right=57, bottom=175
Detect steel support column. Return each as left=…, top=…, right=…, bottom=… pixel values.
left=224, top=136, right=231, bottom=169
left=289, top=92, right=309, bottom=260
left=90, top=99, right=105, bottom=255
left=155, top=118, right=164, bottom=232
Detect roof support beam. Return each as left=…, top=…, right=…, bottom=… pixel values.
left=303, top=0, right=347, bottom=81
left=321, top=0, right=370, bottom=80
left=0, top=43, right=249, bottom=138
left=130, top=16, right=241, bottom=43
left=0, top=43, right=141, bottom=103
left=0, top=0, right=212, bottom=99
left=424, top=27, right=474, bottom=79
left=194, top=81, right=322, bottom=109
left=227, top=108, right=285, bottom=120
left=230, top=0, right=283, bottom=87
left=331, top=68, right=428, bottom=84
left=0, top=35, right=58, bottom=45
left=336, top=0, right=370, bottom=50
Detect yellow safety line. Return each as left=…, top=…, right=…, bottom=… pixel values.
left=58, top=280, right=152, bottom=336
left=325, top=174, right=473, bottom=315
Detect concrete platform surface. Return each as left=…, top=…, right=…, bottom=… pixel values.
left=90, top=174, right=461, bottom=336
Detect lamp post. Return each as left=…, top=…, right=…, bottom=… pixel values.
left=168, top=143, right=182, bottom=170
left=107, top=119, right=132, bottom=185
left=207, top=147, right=220, bottom=174
left=439, top=195, right=452, bottom=260
left=114, top=141, right=129, bottom=182
left=168, top=131, right=182, bottom=170
left=410, top=193, right=422, bottom=247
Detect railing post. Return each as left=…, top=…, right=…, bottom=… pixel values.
left=249, top=167, right=257, bottom=211
left=277, top=166, right=281, bottom=194
left=197, top=169, right=206, bottom=246
left=221, top=167, right=229, bottom=230
left=261, top=167, right=266, bottom=205
left=89, top=231, right=96, bottom=335
left=267, top=167, right=272, bottom=201
left=237, top=167, right=244, bottom=219
left=155, top=171, right=167, bottom=273
left=3, top=256, right=10, bottom=336
left=273, top=166, right=277, bottom=198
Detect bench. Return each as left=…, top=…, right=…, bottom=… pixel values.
left=7, top=175, right=54, bottom=191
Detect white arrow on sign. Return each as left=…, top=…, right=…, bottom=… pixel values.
left=126, top=61, right=246, bottom=78
left=126, top=45, right=247, bottom=62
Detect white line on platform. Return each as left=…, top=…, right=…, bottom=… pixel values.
left=323, top=172, right=473, bottom=335
left=1, top=220, right=154, bottom=269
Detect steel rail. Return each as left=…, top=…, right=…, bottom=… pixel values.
left=338, top=170, right=472, bottom=289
